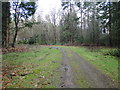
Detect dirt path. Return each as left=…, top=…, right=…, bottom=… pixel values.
left=71, top=50, right=116, bottom=88
left=57, top=47, right=116, bottom=88
left=59, top=48, right=75, bottom=88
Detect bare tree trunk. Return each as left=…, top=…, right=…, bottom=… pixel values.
left=12, top=2, right=19, bottom=47
left=92, top=3, right=95, bottom=44
left=12, top=9, right=19, bottom=47
left=12, top=23, right=18, bottom=47
left=53, top=25, right=56, bottom=44
left=69, top=1, right=72, bottom=43
left=87, top=9, right=89, bottom=31
left=80, top=2, right=83, bottom=43
left=83, top=13, right=86, bottom=31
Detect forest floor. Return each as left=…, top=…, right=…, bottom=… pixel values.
left=2, top=45, right=119, bottom=88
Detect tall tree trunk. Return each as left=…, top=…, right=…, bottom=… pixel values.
left=6, top=11, right=10, bottom=47
left=87, top=9, right=90, bottom=31
left=12, top=10, right=19, bottom=48
left=92, top=3, right=95, bottom=44
left=117, top=2, right=120, bottom=49
left=2, top=2, right=10, bottom=48
left=83, top=13, right=86, bottom=31
left=69, top=1, right=72, bottom=43
left=53, top=25, right=56, bottom=44
left=12, top=24, right=18, bottom=47
left=109, top=2, right=112, bottom=47
left=80, top=2, right=83, bottom=43
left=0, top=2, right=2, bottom=48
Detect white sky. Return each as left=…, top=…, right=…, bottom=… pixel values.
left=35, top=0, right=62, bottom=20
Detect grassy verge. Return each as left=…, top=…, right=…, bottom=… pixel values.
left=3, top=47, right=62, bottom=88
left=69, top=46, right=118, bottom=83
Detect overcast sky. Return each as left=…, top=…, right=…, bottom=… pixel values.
left=35, top=0, right=62, bottom=20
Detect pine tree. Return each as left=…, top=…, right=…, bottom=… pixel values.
left=2, top=2, right=10, bottom=48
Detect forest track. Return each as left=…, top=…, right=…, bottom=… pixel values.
left=58, top=48, right=75, bottom=88
left=56, top=47, right=117, bottom=88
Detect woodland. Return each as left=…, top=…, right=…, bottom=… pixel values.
left=1, top=0, right=120, bottom=88
left=2, top=1, right=120, bottom=48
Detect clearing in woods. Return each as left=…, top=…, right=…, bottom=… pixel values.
left=2, top=45, right=118, bottom=88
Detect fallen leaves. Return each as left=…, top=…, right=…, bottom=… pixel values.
left=2, top=46, right=61, bottom=88
left=2, top=47, right=26, bottom=54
